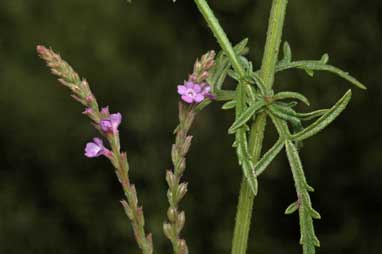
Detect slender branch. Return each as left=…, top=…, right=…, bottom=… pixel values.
left=163, top=103, right=194, bottom=254
left=37, top=46, right=153, bottom=254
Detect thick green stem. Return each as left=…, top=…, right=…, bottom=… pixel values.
left=194, top=0, right=287, bottom=253
left=260, top=0, right=288, bottom=91
left=231, top=113, right=266, bottom=254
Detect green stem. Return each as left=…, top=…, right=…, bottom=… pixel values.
left=194, top=0, right=245, bottom=77
left=231, top=113, right=267, bottom=254
left=194, top=0, right=287, bottom=253
left=260, top=0, right=288, bottom=91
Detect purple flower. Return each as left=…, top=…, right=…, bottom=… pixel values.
left=200, top=84, right=215, bottom=99
left=177, top=81, right=206, bottom=104
left=84, top=137, right=110, bottom=158
left=100, top=113, right=122, bottom=133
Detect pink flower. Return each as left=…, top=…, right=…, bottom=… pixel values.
left=100, top=113, right=122, bottom=133
left=177, top=81, right=212, bottom=104
left=84, top=138, right=111, bottom=158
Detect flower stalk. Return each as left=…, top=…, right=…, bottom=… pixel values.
left=164, top=51, right=215, bottom=254
left=37, top=46, right=153, bottom=254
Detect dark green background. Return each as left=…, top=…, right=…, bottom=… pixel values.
left=1, top=0, right=381, bottom=253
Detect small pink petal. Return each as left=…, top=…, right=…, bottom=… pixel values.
left=177, top=85, right=187, bottom=95
left=181, top=95, right=194, bottom=104
left=185, top=81, right=194, bottom=89
left=194, top=94, right=204, bottom=103
left=193, top=84, right=202, bottom=93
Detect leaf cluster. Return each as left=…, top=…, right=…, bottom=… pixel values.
left=205, top=39, right=365, bottom=254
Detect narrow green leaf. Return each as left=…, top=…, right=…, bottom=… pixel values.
left=310, top=208, right=321, bottom=220
left=234, top=82, right=258, bottom=196
left=253, top=137, right=284, bottom=177
left=215, top=90, right=236, bottom=101
left=320, top=53, right=329, bottom=64
left=251, top=72, right=267, bottom=95
left=304, top=68, right=315, bottom=77
left=229, top=101, right=265, bottom=134
left=222, top=100, right=236, bottom=110
left=273, top=91, right=310, bottom=106
left=285, top=201, right=299, bottom=215
left=227, top=69, right=239, bottom=80
left=282, top=41, right=292, bottom=63
left=276, top=61, right=366, bottom=89
left=269, top=104, right=301, bottom=127
left=268, top=112, right=290, bottom=138
left=296, top=109, right=329, bottom=121
left=193, top=99, right=211, bottom=112
left=285, top=140, right=320, bottom=253
left=292, top=90, right=352, bottom=142
left=305, top=183, right=315, bottom=192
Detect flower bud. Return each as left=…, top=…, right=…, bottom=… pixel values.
left=167, top=207, right=177, bottom=223
left=176, top=183, right=188, bottom=203
left=163, top=223, right=174, bottom=240
left=176, top=211, right=186, bottom=234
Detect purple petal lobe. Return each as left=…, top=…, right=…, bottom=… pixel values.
left=177, top=85, right=187, bottom=95
left=181, top=95, right=193, bottom=104
left=194, top=94, right=204, bottom=103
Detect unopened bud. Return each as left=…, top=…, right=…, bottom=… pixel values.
left=163, top=223, right=174, bottom=240
left=136, top=206, right=145, bottom=225
left=176, top=211, right=186, bottom=234
left=166, top=170, right=177, bottom=189
left=180, top=136, right=193, bottom=156
left=177, top=239, right=188, bottom=254
left=176, top=183, right=188, bottom=203
left=167, top=207, right=177, bottom=222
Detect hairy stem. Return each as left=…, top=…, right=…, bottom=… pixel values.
left=260, top=0, right=288, bottom=92
left=194, top=0, right=287, bottom=253
left=231, top=113, right=266, bottom=254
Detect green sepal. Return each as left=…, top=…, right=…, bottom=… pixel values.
left=229, top=101, right=265, bottom=134
left=292, top=90, right=352, bottom=142
left=222, top=100, right=236, bottom=110
left=285, top=201, right=299, bottom=215
left=273, top=91, right=310, bottom=106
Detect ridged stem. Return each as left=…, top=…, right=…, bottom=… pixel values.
left=194, top=0, right=287, bottom=253
left=231, top=113, right=267, bottom=254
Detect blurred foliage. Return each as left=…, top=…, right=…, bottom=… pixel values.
left=0, top=0, right=381, bottom=253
